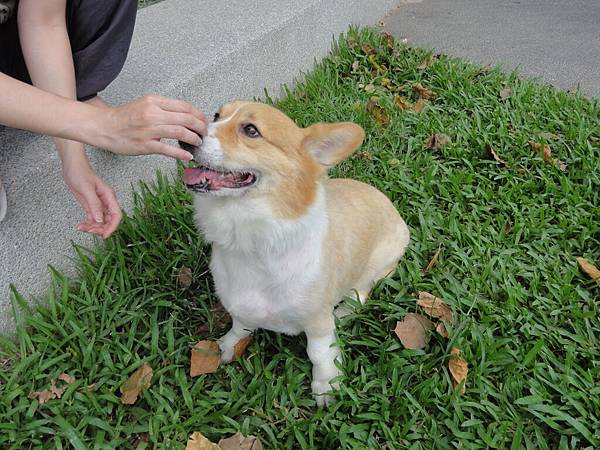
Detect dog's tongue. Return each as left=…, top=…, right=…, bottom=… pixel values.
left=183, top=167, right=246, bottom=188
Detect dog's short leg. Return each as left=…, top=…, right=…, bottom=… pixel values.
left=306, top=324, right=340, bottom=407
left=218, top=318, right=254, bottom=363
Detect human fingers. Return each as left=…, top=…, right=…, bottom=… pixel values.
left=156, top=125, right=203, bottom=147
left=97, top=186, right=122, bottom=238
left=146, top=140, right=194, bottom=160
left=161, top=111, right=207, bottom=136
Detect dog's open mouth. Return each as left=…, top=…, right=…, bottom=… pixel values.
left=183, top=166, right=257, bottom=192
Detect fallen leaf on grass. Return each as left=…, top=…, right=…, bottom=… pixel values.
left=529, top=141, right=567, bottom=171
left=363, top=83, right=375, bottom=93
left=472, top=64, right=491, bottom=78
left=412, top=82, right=435, bottom=99
left=449, top=348, right=468, bottom=394
left=367, top=97, right=390, bottom=127
left=190, top=341, right=221, bottom=377
left=58, top=373, right=75, bottom=384
left=28, top=389, right=54, bottom=405
left=576, top=257, right=600, bottom=286
left=120, top=362, right=153, bottom=405
left=424, top=134, right=450, bottom=151
left=499, top=88, right=512, bottom=99
left=218, top=432, right=264, bottom=450
left=177, top=266, right=193, bottom=288
left=351, top=60, right=360, bottom=72
left=436, top=322, right=449, bottom=338
left=186, top=432, right=220, bottom=450
left=368, top=55, right=388, bottom=74
left=393, top=95, right=412, bottom=110
left=485, top=144, right=509, bottom=167
left=424, top=246, right=442, bottom=272
left=539, top=132, right=559, bottom=140
left=388, top=158, right=401, bottom=166
left=417, top=291, right=454, bottom=324
left=417, top=55, right=436, bottom=70
left=357, top=151, right=373, bottom=160
left=412, top=98, right=427, bottom=113
left=233, top=336, right=253, bottom=360
left=394, top=313, right=434, bottom=349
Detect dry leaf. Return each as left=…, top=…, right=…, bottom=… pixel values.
left=449, top=348, right=468, bottom=394
left=364, top=83, right=375, bottom=93
left=424, top=134, right=450, bottom=151
left=417, top=291, right=454, bottom=324
left=529, top=141, right=552, bottom=162
left=388, top=158, right=401, bottom=166
left=394, top=313, right=434, bottom=349
left=49, top=380, right=64, bottom=399
left=381, top=77, right=393, bottom=89
left=417, top=55, right=435, bottom=70
left=557, top=160, right=568, bottom=172
left=377, top=20, right=386, bottom=28
left=190, top=341, right=221, bottom=377
left=412, top=83, right=435, bottom=99
left=58, top=373, right=75, bottom=384
left=361, top=44, right=375, bottom=56
left=351, top=60, right=360, bottom=72
left=218, top=432, right=264, bottom=450
left=473, top=64, right=491, bottom=78
left=28, top=389, right=54, bottom=405
left=412, top=98, right=427, bottom=113
left=366, top=98, right=390, bottom=127
left=424, top=247, right=442, bottom=272
left=177, top=266, right=193, bottom=288
left=502, top=220, right=513, bottom=235
left=485, top=144, right=509, bottom=167
left=499, top=88, right=512, bottom=99
left=539, top=132, right=559, bottom=140
left=233, top=336, right=253, bottom=360
left=357, top=151, right=373, bottom=161
left=186, top=431, right=220, bottom=450
left=436, top=322, right=449, bottom=338
left=120, top=362, right=153, bottom=405
left=576, top=257, right=600, bottom=286
left=393, top=95, right=412, bottom=110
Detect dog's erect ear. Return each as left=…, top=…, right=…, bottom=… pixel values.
left=302, top=123, right=364, bottom=167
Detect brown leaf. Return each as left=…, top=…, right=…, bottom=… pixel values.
left=394, top=313, right=434, bottom=349
left=412, top=98, right=427, bottom=113
left=417, top=291, right=454, bottom=324
left=472, top=64, right=491, bottom=78
left=190, top=341, right=221, bottom=377
left=417, top=55, right=436, bottom=70
left=357, top=151, right=373, bottom=161
left=576, top=257, right=600, bottom=286
left=28, top=389, right=54, bottom=405
left=539, top=132, right=559, bottom=140
left=424, top=134, right=450, bottom=151
left=366, top=98, right=390, bottom=127
left=186, top=432, right=220, bottom=450
left=377, top=20, right=386, bottom=28
left=448, top=348, right=468, bottom=394
left=388, top=158, right=401, bottom=166
left=233, top=336, right=253, bottom=360
left=556, top=160, right=568, bottom=172
left=529, top=141, right=552, bottom=162
left=424, top=247, right=442, bottom=272
left=177, top=266, right=193, bottom=289
left=58, top=373, right=75, bottom=384
left=49, top=380, right=64, bottom=399
left=393, top=95, right=412, bottom=110
left=364, top=83, right=375, bottom=93
left=412, top=83, right=435, bottom=99
left=120, top=362, right=153, bottom=405
left=218, top=432, right=264, bottom=450
left=485, top=144, right=509, bottom=167
left=361, top=44, right=375, bottom=56
left=436, top=322, right=449, bottom=338
left=499, top=88, right=512, bottom=99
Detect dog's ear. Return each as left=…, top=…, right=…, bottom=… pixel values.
left=302, top=123, right=364, bottom=167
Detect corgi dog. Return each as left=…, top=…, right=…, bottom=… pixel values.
left=182, top=101, right=409, bottom=406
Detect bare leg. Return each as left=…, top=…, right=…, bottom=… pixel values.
left=85, top=95, right=110, bottom=108
left=217, top=318, right=254, bottom=362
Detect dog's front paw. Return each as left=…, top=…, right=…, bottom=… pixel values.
left=217, top=338, right=234, bottom=363
left=312, top=378, right=339, bottom=407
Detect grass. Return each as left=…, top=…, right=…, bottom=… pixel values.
left=1, top=27, right=599, bottom=449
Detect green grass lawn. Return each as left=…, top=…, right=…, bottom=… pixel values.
left=1, top=27, right=599, bottom=449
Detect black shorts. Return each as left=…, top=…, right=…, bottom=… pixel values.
left=0, top=0, right=137, bottom=101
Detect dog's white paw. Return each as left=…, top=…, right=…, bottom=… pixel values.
left=217, top=339, right=234, bottom=363
left=312, top=378, right=338, bottom=407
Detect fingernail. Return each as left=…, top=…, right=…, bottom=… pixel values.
left=95, top=215, right=103, bottom=223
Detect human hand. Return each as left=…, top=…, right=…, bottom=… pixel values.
left=93, top=95, right=207, bottom=160
left=61, top=151, right=122, bottom=238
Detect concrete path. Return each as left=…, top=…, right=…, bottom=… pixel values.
left=0, top=0, right=399, bottom=334
left=384, top=0, right=600, bottom=96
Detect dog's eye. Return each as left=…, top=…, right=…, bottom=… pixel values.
left=243, top=124, right=261, bottom=138
left=213, top=112, right=220, bottom=122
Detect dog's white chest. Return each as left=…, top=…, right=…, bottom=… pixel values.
left=210, top=241, right=321, bottom=335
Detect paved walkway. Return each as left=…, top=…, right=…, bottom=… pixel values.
left=385, top=0, right=600, bottom=96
